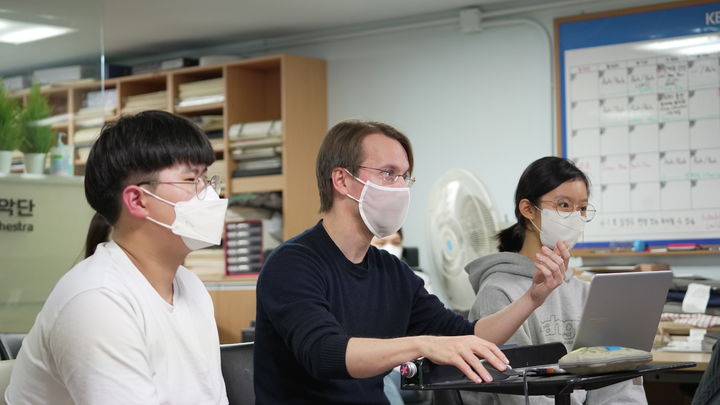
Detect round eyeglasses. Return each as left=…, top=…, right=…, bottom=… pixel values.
left=537, top=198, right=596, bottom=222
left=357, top=165, right=416, bottom=187
left=137, top=175, right=221, bottom=200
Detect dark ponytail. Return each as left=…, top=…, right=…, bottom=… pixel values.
left=496, top=156, right=590, bottom=252
left=85, top=213, right=111, bottom=258
left=496, top=223, right=527, bottom=253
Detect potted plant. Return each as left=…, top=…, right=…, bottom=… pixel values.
left=0, top=81, right=21, bottom=173
left=19, top=83, right=55, bottom=174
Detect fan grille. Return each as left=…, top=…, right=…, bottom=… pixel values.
left=425, top=169, right=499, bottom=312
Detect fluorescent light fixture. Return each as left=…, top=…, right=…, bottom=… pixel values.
left=677, top=42, right=720, bottom=55
left=0, top=17, right=74, bottom=45
left=640, top=35, right=718, bottom=51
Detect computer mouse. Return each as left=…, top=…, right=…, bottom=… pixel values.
left=481, top=361, right=519, bottom=381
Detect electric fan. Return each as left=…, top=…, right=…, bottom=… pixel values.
left=426, top=169, right=499, bottom=313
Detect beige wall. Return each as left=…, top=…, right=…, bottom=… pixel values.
left=0, top=174, right=92, bottom=332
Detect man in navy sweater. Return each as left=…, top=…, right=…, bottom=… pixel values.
left=254, top=120, right=570, bottom=404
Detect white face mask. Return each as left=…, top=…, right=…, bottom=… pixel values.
left=141, top=186, right=229, bottom=250
left=530, top=208, right=585, bottom=249
left=344, top=169, right=410, bottom=238
left=379, top=244, right=403, bottom=259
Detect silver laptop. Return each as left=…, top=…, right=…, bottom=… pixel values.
left=571, top=271, right=673, bottom=351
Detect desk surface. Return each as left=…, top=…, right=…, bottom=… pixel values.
left=652, top=350, right=711, bottom=371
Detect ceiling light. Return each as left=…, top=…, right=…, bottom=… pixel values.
left=0, top=17, right=74, bottom=45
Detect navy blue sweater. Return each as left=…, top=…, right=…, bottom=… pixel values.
left=254, top=221, right=474, bottom=404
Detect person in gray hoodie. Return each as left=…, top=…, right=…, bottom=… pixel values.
left=462, top=156, right=647, bottom=405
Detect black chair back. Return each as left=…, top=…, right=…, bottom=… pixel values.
left=0, top=334, right=25, bottom=360
left=220, top=342, right=254, bottom=405
left=433, top=390, right=462, bottom=405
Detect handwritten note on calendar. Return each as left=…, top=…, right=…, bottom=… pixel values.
left=561, top=32, right=720, bottom=245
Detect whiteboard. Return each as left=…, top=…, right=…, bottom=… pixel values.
left=555, top=1, right=720, bottom=247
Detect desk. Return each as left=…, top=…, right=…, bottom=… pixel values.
left=652, top=350, right=710, bottom=372
left=204, top=277, right=258, bottom=344
left=645, top=350, right=711, bottom=404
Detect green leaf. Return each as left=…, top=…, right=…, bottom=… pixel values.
left=0, top=80, right=21, bottom=151
left=19, top=83, right=55, bottom=154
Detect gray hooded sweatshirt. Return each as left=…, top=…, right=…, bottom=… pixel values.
left=460, top=252, right=647, bottom=405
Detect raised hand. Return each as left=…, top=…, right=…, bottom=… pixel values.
left=529, top=241, right=570, bottom=305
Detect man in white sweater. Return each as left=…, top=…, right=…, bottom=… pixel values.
left=5, top=111, right=229, bottom=405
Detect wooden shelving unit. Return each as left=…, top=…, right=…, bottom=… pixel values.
left=11, top=53, right=327, bottom=240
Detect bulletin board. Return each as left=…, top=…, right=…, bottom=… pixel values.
left=555, top=0, right=720, bottom=248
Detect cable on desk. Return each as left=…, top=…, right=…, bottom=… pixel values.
left=522, top=369, right=529, bottom=405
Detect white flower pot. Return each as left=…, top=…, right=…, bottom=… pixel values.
left=23, top=152, right=47, bottom=174
left=0, top=150, right=12, bottom=173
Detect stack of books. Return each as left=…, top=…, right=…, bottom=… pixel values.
left=35, top=113, right=70, bottom=129
left=199, top=55, right=240, bottom=66
left=33, top=65, right=99, bottom=86
left=83, top=88, right=118, bottom=111
left=73, top=126, right=102, bottom=145
left=191, top=114, right=223, bottom=132
left=177, top=78, right=225, bottom=107
left=4, top=76, right=30, bottom=92
left=184, top=248, right=225, bottom=278
left=132, top=58, right=198, bottom=75
left=123, top=90, right=168, bottom=114
left=224, top=221, right=264, bottom=275
left=229, top=120, right=283, bottom=178
left=75, top=89, right=118, bottom=128
left=190, top=115, right=224, bottom=151
left=74, top=134, right=99, bottom=163
left=72, top=89, right=119, bottom=165
left=76, top=106, right=114, bottom=125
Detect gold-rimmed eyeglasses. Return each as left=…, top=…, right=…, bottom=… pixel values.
left=357, top=165, right=416, bottom=187
left=137, top=175, right=221, bottom=200
left=537, top=198, right=596, bottom=222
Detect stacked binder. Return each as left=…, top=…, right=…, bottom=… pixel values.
left=224, top=221, right=264, bottom=276
left=76, top=89, right=117, bottom=125
left=177, top=78, right=225, bottom=107
left=132, top=58, right=198, bottom=75
left=73, top=89, right=118, bottom=165
left=184, top=248, right=225, bottom=278
left=229, top=120, right=283, bottom=178
left=33, top=65, right=99, bottom=86
left=123, top=90, right=168, bottom=114
left=190, top=114, right=224, bottom=151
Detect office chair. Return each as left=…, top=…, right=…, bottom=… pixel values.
left=0, top=334, right=25, bottom=361
left=402, top=247, right=419, bottom=268
left=220, top=342, right=254, bottom=405
left=432, top=390, right=463, bottom=405
left=0, top=360, right=15, bottom=405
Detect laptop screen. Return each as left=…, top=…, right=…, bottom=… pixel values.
left=571, top=271, right=673, bottom=351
